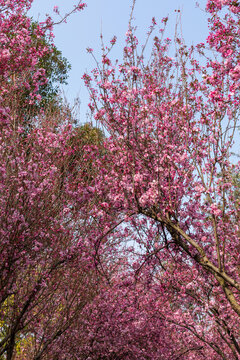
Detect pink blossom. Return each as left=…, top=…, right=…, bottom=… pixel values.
left=53, top=5, right=59, bottom=14
left=210, top=203, right=222, bottom=216
left=230, top=64, right=240, bottom=80
left=0, top=49, right=10, bottom=59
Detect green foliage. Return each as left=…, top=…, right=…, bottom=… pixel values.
left=70, top=123, right=105, bottom=147
left=21, top=21, right=71, bottom=125
left=31, top=22, right=71, bottom=108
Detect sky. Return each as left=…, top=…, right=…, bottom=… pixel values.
left=28, top=0, right=209, bottom=123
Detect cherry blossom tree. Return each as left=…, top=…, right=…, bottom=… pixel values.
left=82, top=0, right=240, bottom=358
left=0, top=2, right=106, bottom=359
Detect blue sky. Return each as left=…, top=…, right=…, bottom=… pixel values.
left=29, top=0, right=209, bottom=123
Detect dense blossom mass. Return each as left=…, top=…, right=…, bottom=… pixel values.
left=1, top=0, right=240, bottom=359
